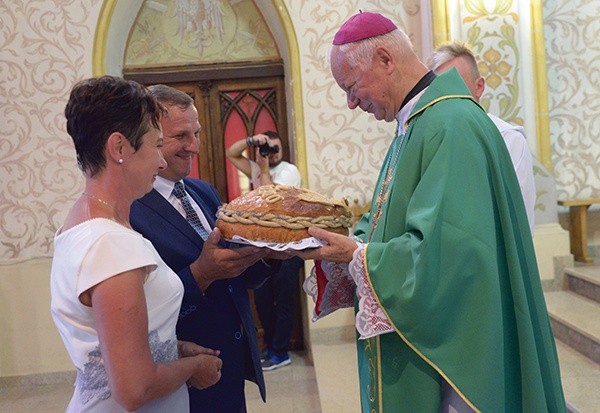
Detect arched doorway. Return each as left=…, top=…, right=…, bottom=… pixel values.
left=93, top=0, right=308, bottom=351
left=93, top=0, right=308, bottom=183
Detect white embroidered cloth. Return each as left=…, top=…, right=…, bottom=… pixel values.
left=303, top=243, right=394, bottom=339
left=227, top=235, right=325, bottom=251
left=349, top=244, right=394, bottom=339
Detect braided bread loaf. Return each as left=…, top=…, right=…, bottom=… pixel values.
left=216, top=185, right=353, bottom=243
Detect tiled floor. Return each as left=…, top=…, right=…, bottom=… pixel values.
left=2, top=331, right=599, bottom=412
left=0, top=351, right=319, bottom=413
left=310, top=336, right=600, bottom=413
left=556, top=340, right=600, bottom=413
left=2, top=344, right=599, bottom=413
left=246, top=351, right=320, bottom=413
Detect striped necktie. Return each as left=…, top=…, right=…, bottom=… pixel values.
left=172, top=181, right=210, bottom=240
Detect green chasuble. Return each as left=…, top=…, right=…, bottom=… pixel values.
left=354, top=70, right=566, bottom=412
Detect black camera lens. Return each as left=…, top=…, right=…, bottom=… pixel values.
left=259, top=143, right=279, bottom=157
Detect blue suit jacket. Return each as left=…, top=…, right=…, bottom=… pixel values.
left=130, top=178, right=272, bottom=412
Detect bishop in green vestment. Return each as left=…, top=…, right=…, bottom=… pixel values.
left=298, top=11, right=567, bottom=413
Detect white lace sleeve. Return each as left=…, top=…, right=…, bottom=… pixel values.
left=348, top=244, right=394, bottom=339
left=303, top=260, right=355, bottom=321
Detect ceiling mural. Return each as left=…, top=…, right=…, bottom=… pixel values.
left=125, top=0, right=280, bottom=67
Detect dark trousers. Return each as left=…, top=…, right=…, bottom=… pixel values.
left=254, top=256, right=303, bottom=358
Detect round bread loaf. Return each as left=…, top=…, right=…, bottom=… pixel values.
left=216, top=185, right=353, bottom=243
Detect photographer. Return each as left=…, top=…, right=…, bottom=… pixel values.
left=226, top=131, right=301, bottom=189
left=226, top=131, right=303, bottom=371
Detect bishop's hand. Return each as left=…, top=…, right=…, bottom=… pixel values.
left=292, top=227, right=358, bottom=263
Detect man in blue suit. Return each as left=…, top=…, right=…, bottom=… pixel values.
left=131, top=84, right=276, bottom=412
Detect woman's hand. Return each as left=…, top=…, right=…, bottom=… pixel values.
left=178, top=341, right=223, bottom=390
left=178, top=340, right=220, bottom=358
left=186, top=354, right=223, bottom=390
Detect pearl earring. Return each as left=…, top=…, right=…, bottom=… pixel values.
left=118, top=159, right=123, bottom=164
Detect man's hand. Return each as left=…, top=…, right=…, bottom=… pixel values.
left=250, top=133, right=270, bottom=146
left=250, top=134, right=274, bottom=167
left=263, top=249, right=296, bottom=260
left=255, top=146, right=270, bottom=169
left=292, top=227, right=358, bottom=263
left=190, top=228, right=270, bottom=292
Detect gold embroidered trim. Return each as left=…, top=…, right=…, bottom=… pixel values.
left=363, top=245, right=481, bottom=412
left=361, top=93, right=483, bottom=412
left=405, top=94, right=478, bottom=128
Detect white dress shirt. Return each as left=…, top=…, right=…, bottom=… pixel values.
left=153, top=176, right=212, bottom=234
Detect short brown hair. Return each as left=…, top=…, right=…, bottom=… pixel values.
left=65, top=76, right=162, bottom=176
left=148, top=84, right=194, bottom=109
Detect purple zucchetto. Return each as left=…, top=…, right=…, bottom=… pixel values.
left=332, top=11, right=398, bottom=45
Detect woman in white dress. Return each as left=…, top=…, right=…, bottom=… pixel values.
left=50, top=76, right=222, bottom=412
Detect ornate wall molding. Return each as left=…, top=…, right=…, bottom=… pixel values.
left=1, top=0, right=102, bottom=263
left=543, top=1, right=600, bottom=200
left=1, top=0, right=597, bottom=263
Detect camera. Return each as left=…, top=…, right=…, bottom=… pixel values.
left=247, top=137, right=280, bottom=157
left=258, top=143, right=279, bottom=157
